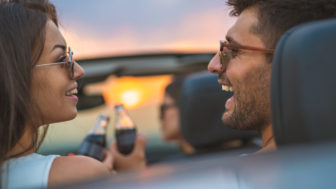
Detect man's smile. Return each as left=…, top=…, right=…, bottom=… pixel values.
left=218, top=78, right=234, bottom=92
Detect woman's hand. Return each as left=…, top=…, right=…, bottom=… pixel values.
left=102, top=149, right=115, bottom=173
left=110, top=134, right=147, bottom=172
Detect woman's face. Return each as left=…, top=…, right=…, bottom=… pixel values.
left=31, top=20, right=84, bottom=125
left=160, top=94, right=182, bottom=141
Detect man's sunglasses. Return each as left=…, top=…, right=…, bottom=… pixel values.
left=219, top=40, right=274, bottom=69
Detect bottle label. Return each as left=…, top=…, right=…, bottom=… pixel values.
left=78, top=141, right=105, bottom=161
left=116, top=128, right=136, bottom=155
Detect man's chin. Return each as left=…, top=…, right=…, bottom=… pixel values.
left=222, top=111, right=245, bottom=130
left=221, top=110, right=232, bottom=123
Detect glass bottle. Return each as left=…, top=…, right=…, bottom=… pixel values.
left=114, top=104, right=137, bottom=155
left=78, top=114, right=109, bottom=161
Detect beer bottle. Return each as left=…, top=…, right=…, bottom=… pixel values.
left=114, top=104, right=137, bottom=155
left=78, top=114, right=109, bottom=161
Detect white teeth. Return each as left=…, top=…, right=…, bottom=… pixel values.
left=222, top=85, right=234, bottom=92
left=73, top=88, right=78, bottom=95
left=229, top=87, right=234, bottom=92
left=222, top=85, right=229, bottom=92
left=66, top=88, right=78, bottom=96
left=222, top=85, right=230, bottom=92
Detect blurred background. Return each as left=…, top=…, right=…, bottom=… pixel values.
left=38, top=0, right=236, bottom=162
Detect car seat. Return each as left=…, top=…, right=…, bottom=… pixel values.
left=271, top=18, right=336, bottom=146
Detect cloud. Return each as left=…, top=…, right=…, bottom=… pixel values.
left=54, top=0, right=235, bottom=58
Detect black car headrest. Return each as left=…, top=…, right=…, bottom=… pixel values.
left=271, top=18, right=336, bottom=146
left=179, top=72, right=258, bottom=150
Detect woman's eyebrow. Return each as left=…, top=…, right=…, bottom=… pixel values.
left=50, top=44, right=66, bottom=53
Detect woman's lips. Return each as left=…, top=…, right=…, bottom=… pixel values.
left=65, top=88, right=78, bottom=102
left=65, top=88, right=78, bottom=96
left=66, top=95, right=78, bottom=102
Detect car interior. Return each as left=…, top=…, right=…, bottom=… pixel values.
left=53, top=17, right=336, bottom=189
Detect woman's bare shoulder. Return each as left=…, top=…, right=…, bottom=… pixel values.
left=48, top=155, right=109, bottom=187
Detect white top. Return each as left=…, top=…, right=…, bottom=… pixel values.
left=1, top=153, right=58, bottom=189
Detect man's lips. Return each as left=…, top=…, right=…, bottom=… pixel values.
left=225, top=95, right=234, bottom=111
left=218, top=78, right=234, bottom=110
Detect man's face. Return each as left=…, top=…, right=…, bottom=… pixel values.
left=208, top=8, right=272, bottom=131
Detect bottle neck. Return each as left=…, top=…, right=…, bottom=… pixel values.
left=89, top=115, right=108, bottom=135
left=115, top=109, right=135, bottom=130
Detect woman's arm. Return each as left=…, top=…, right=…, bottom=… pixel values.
left=48, top=154, right=112, bottom=187
left=48, top=134, right=146, bottom=187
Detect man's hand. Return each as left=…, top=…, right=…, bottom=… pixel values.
left=110, top=134, right=147, bottom=172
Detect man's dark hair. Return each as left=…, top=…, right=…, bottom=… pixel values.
left=227, top=0, right=336, bottom=50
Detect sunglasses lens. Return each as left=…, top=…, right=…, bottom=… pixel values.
left=219, top=52, right=226, bottom=68
left=219, top=40, right=225, bottom=51
left=219, top=41, right=230, bottom=69
left=68, top=48, right=75, bottom=78
left=70, top=62, right=74, bottom=78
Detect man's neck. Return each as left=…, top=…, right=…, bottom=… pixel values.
left=256, top=124, right=276, bottom=154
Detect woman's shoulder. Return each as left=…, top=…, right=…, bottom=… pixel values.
left=2, top=153, right=59, bottom=188
left=48, top=155, right=109, bottom=187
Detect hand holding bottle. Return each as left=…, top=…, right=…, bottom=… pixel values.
left=101, top=150, right=115, bottom=173
left=114, top=104, right=137, bottom=155
left=110, top=134, right=147, bottom=172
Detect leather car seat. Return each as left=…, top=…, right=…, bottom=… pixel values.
left=271, top=18, right=336, bottom=146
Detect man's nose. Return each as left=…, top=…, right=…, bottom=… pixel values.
left=208, top=52, right=223, bottom=74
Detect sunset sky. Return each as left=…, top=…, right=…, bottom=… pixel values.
left=40, top=1, right=238, bottom=151
left=51, top=0, right=236, bottom=59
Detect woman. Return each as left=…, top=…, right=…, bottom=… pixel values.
left=0, top=0, right=146, bottom=188
left=160, top=77, right=195, bottom=155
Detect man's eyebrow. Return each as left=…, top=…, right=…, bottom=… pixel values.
left=226, top=36, right=242, bottom=46
left=50, top=44, right=66, bottom=53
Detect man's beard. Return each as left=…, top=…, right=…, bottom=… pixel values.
left=222, top=68, right=272, bottom=131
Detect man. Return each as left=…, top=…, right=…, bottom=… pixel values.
left=208, top=0, right=336, bottom=153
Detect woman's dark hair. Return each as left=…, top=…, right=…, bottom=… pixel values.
left=0, top=0, right=58, bottom=171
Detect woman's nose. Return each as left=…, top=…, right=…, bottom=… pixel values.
left=73, top=61, right=85, bottom=80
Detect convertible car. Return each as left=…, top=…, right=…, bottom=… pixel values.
left=48, top=17, right=336, bottom=189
